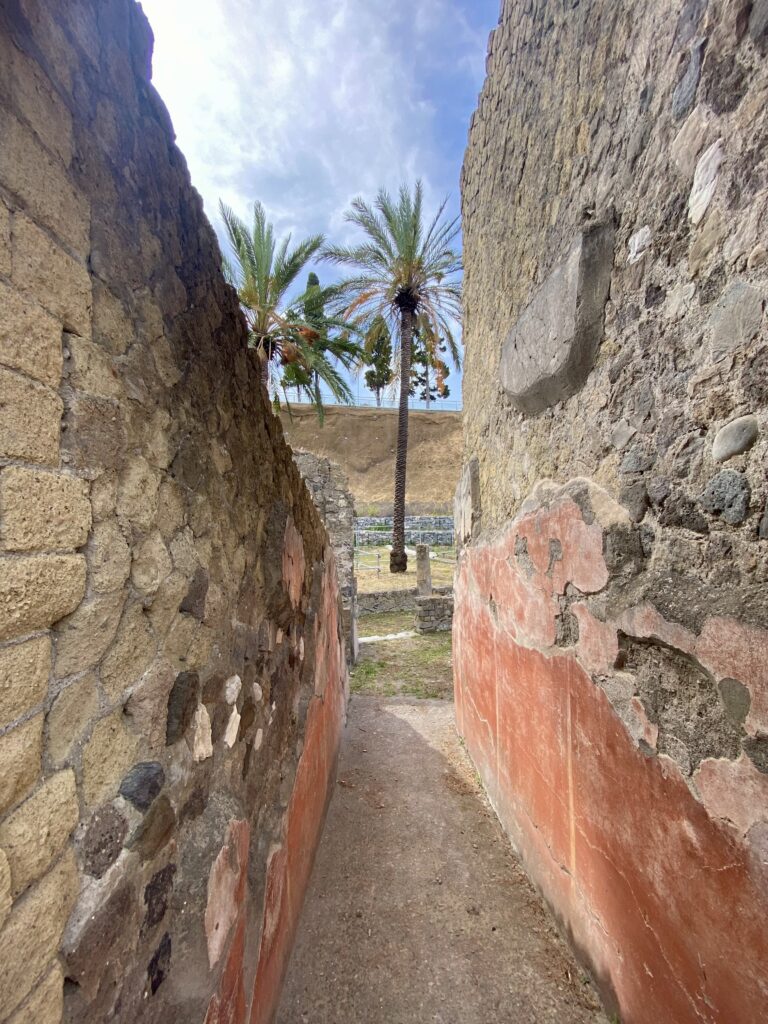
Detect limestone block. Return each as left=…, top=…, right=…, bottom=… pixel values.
left=63, top=336, right=121, bottom=398
left=670, top=105, right=713, bottom=180
left=0, top=367, right=62, bottom=466
left=81, top=708, right=141, bottom=806
left=0, top=850, right=78, bottom=1019
left=87, top=519, right=131, bottom=593
left=188, top=703, right=213, bottom=761
left=416, top=544, right=432, bottom=596
left=0, top=715, right=43, bottom=816
left=0, top=554, right=86, bottom=642
left=116, top=456, right=161, bottom=531
left=0, top=769, right=78, bottom=897
left=11, top=213, right=91, bottom=337
left=46, top=673, right=99, bottom=764
left=131, top=531, right=172, bottom=596
left=0, top=636, right=50, bottom=730
left=499, top=220, right=615, bottom=414
left=709, top=282, right=764, bottom=360
left=0, top=199, right=9, bottom=276
left=0, top=109, right=89, bottom=257
left=54, top=590, right=124, bottom=678
left=100, top=602, right=157, bottom=700
left=0, top=468, right=91, bottom=551
left=4, top=38, right=74, bottom=165
left=6, top=964, right=63, bottom=1024
left=61, top=394, right=125, bottom=474
left=0, top=848, right=10, bottom=929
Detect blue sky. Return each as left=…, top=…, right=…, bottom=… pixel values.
left=139, top=0, right=500, bottom=406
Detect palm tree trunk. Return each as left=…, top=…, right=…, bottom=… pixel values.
left=390, top=306, right=413, bottom=573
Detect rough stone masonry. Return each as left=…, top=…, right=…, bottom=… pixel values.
left=456, top=1, right=768, bottom=1022
left=0, top=4, right=347, bottom=1023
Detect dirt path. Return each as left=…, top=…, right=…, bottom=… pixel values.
left=277, top=695, right=607, bottom=1024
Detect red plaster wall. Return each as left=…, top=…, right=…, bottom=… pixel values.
left=454, top=484, right=768, bottom=1024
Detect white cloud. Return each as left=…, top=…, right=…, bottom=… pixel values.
left=139, top=0, right=491, bottom=244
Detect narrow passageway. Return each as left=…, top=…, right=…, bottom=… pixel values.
left=277, top=678, right=608, bottom=1022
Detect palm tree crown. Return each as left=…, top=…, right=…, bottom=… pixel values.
left=220, top=200, right=359, bottom=412
left=323, top=181, right=462, bottom=571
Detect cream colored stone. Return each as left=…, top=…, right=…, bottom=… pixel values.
left=46, top=673, right=99, bottom=764
left=688, top=139, right=723, bottom=225
left=225, top=675, right=241, bottom=705
left=116, top=456, right=161, bottom=531
left=0, top=770, right=78, bottom=897
left=0, top=554, right=85, bottom=643
left=188, top=703, right=213, bottom=761
left=81, top=708, right=141, bottom=806
left=0, top=636, right=50, bottom=730
left=87, top=518, right=131, bottom=593
left=255, top=727, right=263, bottom=751
left=688, top=209, right=727, bottom=278
left=169, top=527, right=199, bottom=575
left=0, top=367, right=62, bottom=466
left=0, top=199, right=10, bottom=276
left=6, top=964, right=63, bottom=1024
left=224, top=708, right=240, bottom=748
left=100, top=602, right=156, bottom=700
left=0, top=109, right=89, bottom=257
left=0, top=851, right=78, bottom=1019
left=131, top=530, right=172, bottom=596
left=11, top=213, right=91, bottom=337
left=671, top=104, right=713, bottom=180
left=0, top=848, right=11, bottom=929
left=64, top=336, right=121, bottom=398
left=54, top=590, right=124, bottom=677
left=0, top=469, right=90, bottom=552
left=89, top=471, right=117, bottom=521
left=0, top=715, right=43, bottom=816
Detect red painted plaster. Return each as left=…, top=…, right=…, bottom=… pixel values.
left=454, top=487, right=768, bottom=1024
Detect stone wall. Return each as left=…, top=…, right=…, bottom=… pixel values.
left=0, top=5, right=346, bottom=1024
left=292, top=449, right=357, bottom=664
left=358, top=585, right=452, bottom=616
left=415, top=595, right=453, bottom=634
left=457, top=2, right=768, bottom=1022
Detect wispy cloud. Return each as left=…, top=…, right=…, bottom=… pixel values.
left=139, top=0, right=496, bottom=243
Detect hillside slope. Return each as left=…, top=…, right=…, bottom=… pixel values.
left=280, top=405, right=462, bottom=515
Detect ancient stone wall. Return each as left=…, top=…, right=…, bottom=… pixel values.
left=292, top=449, right=357, bottom=664
left=457, top=2, right=768, bottom=1022
left=0, top=4, right=346, bottom=1023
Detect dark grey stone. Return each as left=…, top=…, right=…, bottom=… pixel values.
left=672, top=38, right=706, bottom=120
left=718, top=678, right=751, bottom=728
left=673, top=0, right=708, bottom=49
left=712, top=415, right=759, bottom=463
left=179, top=566, right=209, bottom=620
left=147, top=933, right=172, bottom=995
left=659, top=492, right=709, bottom=534
left=499, top=218, right=615, bottom=414
left=81, top=804, right=129, bottom=878
left=699, top=470, right=751, bottom=524
left=619, top=481, right=649, bottom=523
left=647, top=476, right=671, bottom=506
left=141, top=864, right=177, bottom=936
left=749, top=0, right=768, bottom=47
left=166, top=670, right=200, bottom=745
left=760, top=502, right=768, bottom=540
left=620, top=447, right=655, bottom=475
left=119, top=761, right=165, bottom=811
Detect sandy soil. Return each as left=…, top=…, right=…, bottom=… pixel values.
left=279, top=405, right=462, bottom=515
left=277, top=696, right=608, bottom=1024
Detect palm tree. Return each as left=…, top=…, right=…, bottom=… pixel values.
left=323, top=182, right=461, bottom=572
left=219, top=201, right=358, bottom=414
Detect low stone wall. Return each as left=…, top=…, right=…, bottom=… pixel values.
left=358, top=585, right=452, bottom=616
left=415, top=595, right=454, bottom=633
left=0, top=6, right=346, bottom=1024
left=293, top=449, right=357, bottom=665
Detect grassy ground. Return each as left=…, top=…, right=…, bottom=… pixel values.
left=355, top=546, right=455, bottom=594
left=352, top=611, right=453, bottom=700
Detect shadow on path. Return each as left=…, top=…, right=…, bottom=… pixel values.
left=277, top=696, right=607, bottom=1024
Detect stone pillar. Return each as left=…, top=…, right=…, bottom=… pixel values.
left=416, top=544, right=432, bottom=596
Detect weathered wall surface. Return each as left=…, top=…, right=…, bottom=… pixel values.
left=457, top=2, right=768, bottom=1022
left=292, top=449, right=357, bottom=664
left=280, top=405, right=462, bottom=515
left=0, top=4, right=346, bottom=1023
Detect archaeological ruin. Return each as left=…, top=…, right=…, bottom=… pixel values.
left=0, top=1, right=766, bottom=1023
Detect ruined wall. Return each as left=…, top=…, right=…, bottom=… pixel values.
left=456, top=1, right=768, bottom=1022
left=292, top=449, right=357, bottom=664
left=0, top=4, right=346, bottom=1023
